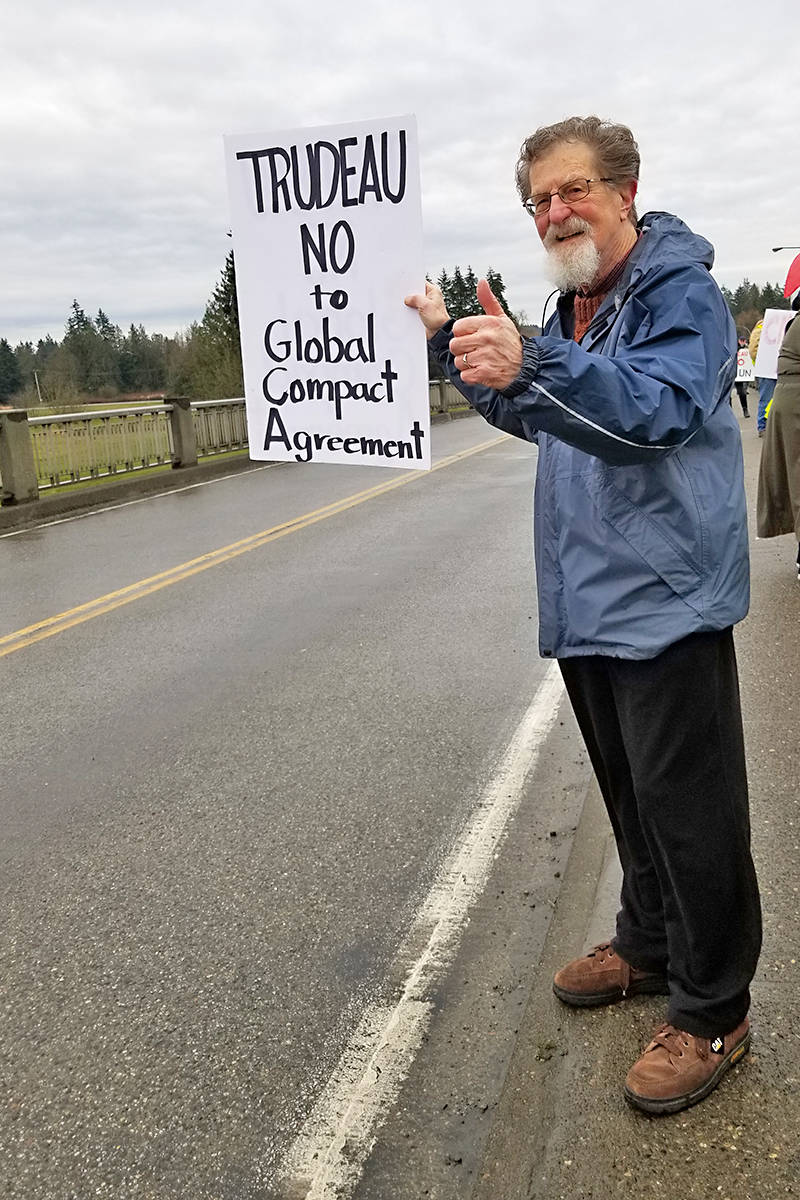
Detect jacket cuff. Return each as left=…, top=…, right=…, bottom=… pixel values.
left=502, top=338, right=540, bottom=398
left=428, top=321, right=455, bottom=360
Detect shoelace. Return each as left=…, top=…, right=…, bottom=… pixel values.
left=588, top=942, right=615, bottom=960
left=650, top=1023, right=708, bottom=1062
left=587, top=942, right=634, bottom=991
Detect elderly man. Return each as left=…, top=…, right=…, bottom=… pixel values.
left=405, top=116, right=761, bottom=1115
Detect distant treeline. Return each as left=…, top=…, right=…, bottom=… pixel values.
left=720, top=279, right=789, bottom=337
left=0, top=253, right=242, bottom=406
left=0, top=263, right=788, bottom=405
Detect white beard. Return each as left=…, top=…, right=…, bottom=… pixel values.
left=543, top=217, right=601, bottom=292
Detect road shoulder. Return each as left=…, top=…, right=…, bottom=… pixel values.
left=345, top=701, right=593, bottom=1200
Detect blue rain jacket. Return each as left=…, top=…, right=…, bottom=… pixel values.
left=430, top=212, right=749, bottom=659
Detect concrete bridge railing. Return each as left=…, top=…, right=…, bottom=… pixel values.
left=0, top=383, right=467, bottom=506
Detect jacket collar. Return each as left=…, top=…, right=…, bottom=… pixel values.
left=550, top=211, right=714, bottom=349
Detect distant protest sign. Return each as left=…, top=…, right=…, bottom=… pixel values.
left=753, top=308, right=796, bottom=380
left=224, top=115, right=430, bottom=470
left=735, top=348, right=754, bottom=382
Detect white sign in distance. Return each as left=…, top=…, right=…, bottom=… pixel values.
left=224, top=115, right=430, bottom=470
left=735, top=349, right=755, bottom=382
left=753, top=308, right=796, bottom=380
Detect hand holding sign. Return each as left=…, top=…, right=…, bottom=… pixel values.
left=448, top=279, right=524, bottom=390
left=403, top=281, right=450, bottom=339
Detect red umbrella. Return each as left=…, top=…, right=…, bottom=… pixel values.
left=784, top=252, right=800, bottom=298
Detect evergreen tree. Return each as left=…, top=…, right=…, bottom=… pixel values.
left=65, top=299, right=92, bottom=336
left=62, top=299, right=107, bottom=392
left=202, top=250, right=240, bottom=353
left=463, top=267, right=479, bottom=313
left=433, top=265, right=514, bottom=320
left=119, top=324, right=144, bottom=390
left=118, top=323, right=167, bottom=392
left=0, top=338, right=22, bottom=400
left=13, top=341, right=36, bottom=389
left=436, top=269, right=452, bottom=313
left=42, top=343, right=81, bottom=404
left=180, top=251, right=244, bottom=399
left=485, top=268, right=512, bottom=318
left=449, top=267, right=469, bottom=318
left=91, top=309, right=122, bottom=391
left=732, top=279, right=759, bottom=316
left=35, top=336, right=58, bottom=368
left=95, top=308, right=121, bottom=346
left=444, top=266, right=483, bottom=320
left=762, top=282, right=787, bottom=310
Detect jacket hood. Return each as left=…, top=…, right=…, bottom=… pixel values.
left=567, top=211, right=718, bottom=351
left=631, top=211, right=715, bottom=279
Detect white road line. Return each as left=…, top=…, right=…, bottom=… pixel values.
left=271, top=660, right=565, bottom=1199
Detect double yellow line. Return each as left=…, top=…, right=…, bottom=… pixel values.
left=0, top=434, right=509, bottom=659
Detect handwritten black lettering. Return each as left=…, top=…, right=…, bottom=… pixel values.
left=339, top=137, right=359, bottom=207
left=329, top=221, right=355, bottom=272
left=299, top=221, right=355, bottom=276
left=264, top=408, right=425, bottom=464
left=238, top=131, right=407, bottom=215
left=264, top=315, right=375, bottom=366
left=310, top=285, right=349, bottom=311
left=380, top=130, right=406, bottom=203
left=288, top=141, right=339, bottom=210
left=359, top=136, right=381, bottom=204
left=263, top=406, right=292, bottom=451
left=300, top=223, right=327, bottom=274
left=262, top=365, right=288, bottom=403
left=261, top=356, right=398, bottom=421
left=380, top=358, right=398, bottom=403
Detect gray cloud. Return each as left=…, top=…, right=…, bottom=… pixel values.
left=2, top=0, right=799, bottom=345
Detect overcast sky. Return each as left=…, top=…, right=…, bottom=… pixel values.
left=3, top=0, right=799, bottom=346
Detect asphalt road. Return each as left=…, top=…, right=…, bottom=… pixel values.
left=0, top=417, right=590, bottom=1199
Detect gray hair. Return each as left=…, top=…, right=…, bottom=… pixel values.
left=515, top=116, right=640, bottom=226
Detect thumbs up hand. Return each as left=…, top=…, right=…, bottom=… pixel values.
left=475, top=278, right=505, bottom=317
left=449, top=279, right=524, bottom=390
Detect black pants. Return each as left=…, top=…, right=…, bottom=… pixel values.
left=559, top=629, right=761, bottom=1036
left=733, top=381, right=750, bottom=415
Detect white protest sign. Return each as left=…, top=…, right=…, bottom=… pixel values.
left=224, top=115, right=430, bottom=470
left=753, top=308, right=796, bottom=380
left=735, top=348, right=754, bottom=382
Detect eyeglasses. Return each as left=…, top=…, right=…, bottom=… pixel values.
left=523, top=177, right=614, bottom=218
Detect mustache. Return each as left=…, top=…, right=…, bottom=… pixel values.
left=543, top=217, right=593, bottom=251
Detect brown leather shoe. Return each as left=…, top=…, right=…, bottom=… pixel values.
left=553, top=942, right=668, bottom=1007
left=624, top=1017, right=751, bottom=1115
